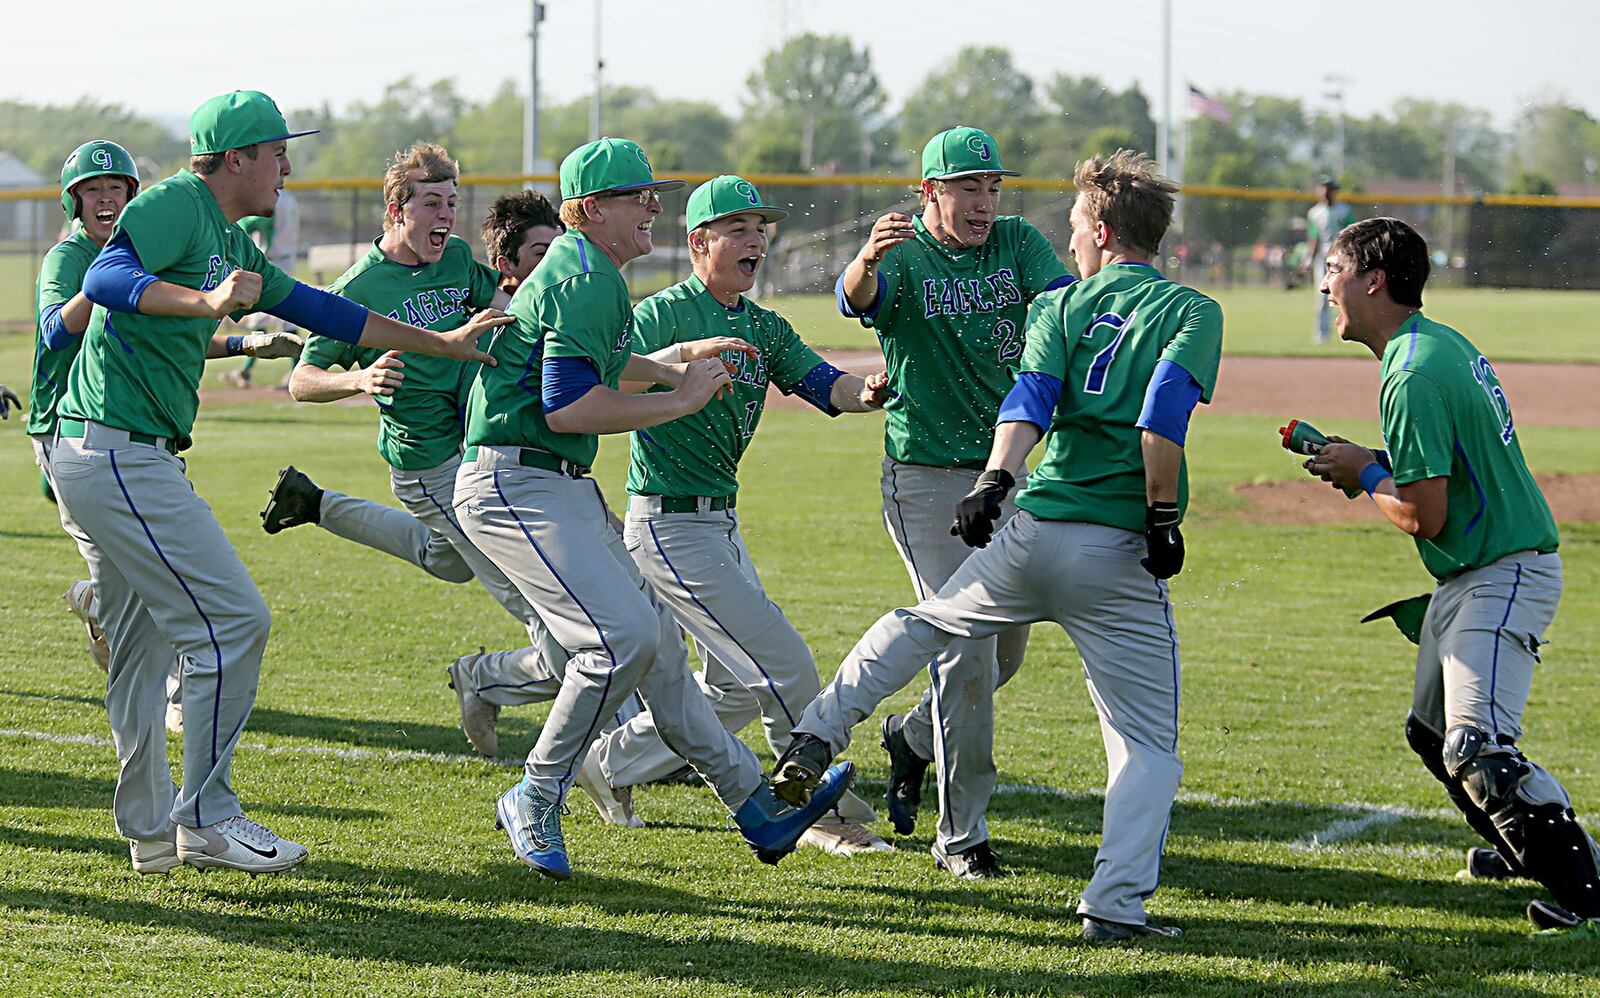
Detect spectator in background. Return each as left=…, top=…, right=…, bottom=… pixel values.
left=1303, top=175, right=1354, bottom=344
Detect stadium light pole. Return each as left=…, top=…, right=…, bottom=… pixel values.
left=524, top=1, right=545, bottom=179
left=590, top=0, right=604, bottom=140
left=1157, top=0, right=1171, bottom=178
left=1323, top=74, right=1348, bottom=175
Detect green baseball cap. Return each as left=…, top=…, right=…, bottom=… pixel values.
left=685, top=175, right=788, bottom=231
left=921, top=126, right=1018, bottom=181
left=189, top=90, right=318, bottom=156
left=559, top=137, right=685, bottom=201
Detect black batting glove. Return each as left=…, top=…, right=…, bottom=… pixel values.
left=950, top=469, right=1015, bottom=548
left=1141, top=501, right=1184, bottom=579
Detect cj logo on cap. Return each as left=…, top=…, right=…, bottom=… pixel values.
left=965, top=134, right=992, bottom=162
left=636, top=147, right=652, bottom=171
left=91, top=149, right=113, bottom=170
left=734, top=180, right=759, bottom=206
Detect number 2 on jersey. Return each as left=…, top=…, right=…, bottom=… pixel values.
left=1082, top=310, right=1135, bottom=395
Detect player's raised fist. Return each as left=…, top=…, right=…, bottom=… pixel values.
left=860, top=212, right=917, bottom=265
left=355, top=350, right=406, bottom=396
left=679, top=357, right=733, bottom=408
left=241, top=331, right=304, bottom=359
left=205, top=270, right=263, bottom=318
left=860, top=370, right=892, bottom=410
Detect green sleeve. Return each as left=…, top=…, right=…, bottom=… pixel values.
left=542, top=273, right=629, bottom=365
left=1016, top=220, right=1071, bottom=300
left=862, top=246, right=904, bottom=331
left=468, top=259, right=500, bottom=310
left=630, top=296, right=676, bottom=355
left=38, top=242, right=90, bottom=316
left=768, top=316, right=827, bottom=391
left=1017, top=292, right=1072, bottom=380
left=1159, top=295, right=1225, bottom=402
left=1382, top=371, right=1455, bottom=485
left=115, top=185, right=197, bottom=274
left=298, top=330, right=360, bottom=371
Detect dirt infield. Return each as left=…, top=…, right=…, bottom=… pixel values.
left=1238, top=474, right=1600, bottom=525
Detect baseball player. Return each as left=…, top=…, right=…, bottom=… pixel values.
left=1304, top=175, right=1354, bottom=345
left=454, top=138, right=855, bottom=881
left=1302, top=217, right=1600, bottom=939
left=576, top=175, right=892, bottom=853
left=222, top=186, right=302, bottom=387
left=260, top=143, right=569, bottom=758
left=482, top=189, right=564, bottom=295
left=52, top=90, right=498, bottom=876
left=32, top=141, right=299, bottom=735
left=775, top=151, right=1220, bottom=941
left=833, top=126, right=1073, bottom=877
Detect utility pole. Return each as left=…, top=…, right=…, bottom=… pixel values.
left=1157, top=0, right=1172, bottom=178
left=1441, top=118, right=1458, bottom=265
left=590, top=0, right=603, bottom=141
left=523, top=1, right=545, bottom=178
left=1323, top=73, right=1349, bottom=175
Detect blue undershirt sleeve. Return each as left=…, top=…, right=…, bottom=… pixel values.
left=266, top=282, right=367, bottom=343
left=787, top=361, right=846, bottom=416
left=542, top=356, right=601, bottom=413
left=1136, top=359, right=1205, bottom=446
left=835, top=271, right=886, bottom=320
left=82, top=231, right=158, bottom=314
left=997, top=372, right=1062, bottom=432
left=40, top=302, right=76, bottom=350
left=1040, top=274, right=1076, bottom=294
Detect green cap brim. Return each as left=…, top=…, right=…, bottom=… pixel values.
left=603, top=179, right=687, bottom=194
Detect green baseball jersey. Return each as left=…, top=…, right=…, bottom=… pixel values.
left=464, top=230, right=632, bottom=468
left=1014, top=263, right=1223, bottom=532
left=1379, top=314, right=1558, bottom=580
left=626, top=275, right=828, bottom=499
left=28, top=226, right=100, bottom=436
left=302, top=236, right=499, bottom=471
left=861, top=214, right=1070, bottom=467
left=238, top=214, right=274, bottom=251
left=60, top=170, right=296, bottom=449
left=1307, top=202, right=1355, bottom=256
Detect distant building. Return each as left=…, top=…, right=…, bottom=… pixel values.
left=0, top=152, right=49, bottom=243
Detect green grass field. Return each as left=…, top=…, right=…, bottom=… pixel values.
left=3, top=353, right=1600, bottom=994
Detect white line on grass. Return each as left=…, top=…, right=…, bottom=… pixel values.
left=2, top=727, right=1459, bottom=851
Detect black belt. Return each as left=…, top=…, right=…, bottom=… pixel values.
left=57, top=418, right=179, bottom=455
left=463, top=445, right=588, bottom=478
left=654, top=494, right=736, bottom=513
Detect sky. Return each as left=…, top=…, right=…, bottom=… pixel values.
left=5, top=0, right=1596, bottom=136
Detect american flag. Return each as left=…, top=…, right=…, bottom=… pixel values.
left=1188, top=85, right=1232, bottom=125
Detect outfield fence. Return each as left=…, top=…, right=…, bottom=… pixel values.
left=2, top=173, right=1598, bottom=329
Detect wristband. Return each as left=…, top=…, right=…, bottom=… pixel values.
left=1359, top=462, right=1393, bottom=497
left=226, top=335, right=245, bottom=356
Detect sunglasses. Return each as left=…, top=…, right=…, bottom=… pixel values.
left=605, top=188, right=661, bottom=207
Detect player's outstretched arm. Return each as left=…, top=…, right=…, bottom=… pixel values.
left=546, top=358, right=731, bottom=436
left=830, top=370, right=892, bottom=413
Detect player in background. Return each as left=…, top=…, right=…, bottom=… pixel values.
left=261, top=144, right=569, bottom=758
left=833, top=126, right=1073, bottom=877
left=52, top=91, right=499, bottom=876
left=577, top=175, right=893, bottom=853
left=776, top=151, right=1220, bottom=940
left=481, top=189, right=564, bottom=295
left=454, top=138, right=855, bottom=881
left=1303, top=175, right=1354, bottom=345
left=1303, top=217, right=1600, bottom=940
left=32, top=142, right=297, bottom=733
left=223, top=186, right=302, bottom=387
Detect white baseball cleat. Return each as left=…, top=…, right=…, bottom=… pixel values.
left=575, top=748, right=643, bottom=827
left=129, top=833, right=181, bottom=875
left=799, top=817, right=894, bottom=855
left=62, top=580, right=110, bottom=673
left=446, top=649, right=499, bottom=757
left=176, top=814, right=308, bottom=874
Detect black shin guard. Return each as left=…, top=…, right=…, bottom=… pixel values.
left=1406, top=715, right=1528, bottom=876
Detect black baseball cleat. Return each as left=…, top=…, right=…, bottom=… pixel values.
left=881, top=713, right=930, bottom=836
left=932, top=839, right=1006, bottom=880
left=1081, top=914, right=1183, bottom=941
left=1460, top=846, right=1519, bottom=881
left=771, top=734, right=833, bottom=808
left=261, top=466, right=323, bottom=535
left=1528, top=899, right=1586, bottom=931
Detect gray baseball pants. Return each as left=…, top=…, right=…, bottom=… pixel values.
left=590, top=499, right=874, bottom=821
left=454, top=447, right=763, bottom=810
left=880, top=457, right=1029, bottom=851
left=53, top=422, right=273, bottom=838
left=317, top=455, right=564, bottom=707
left=793, top=512, right=1183, bottom=925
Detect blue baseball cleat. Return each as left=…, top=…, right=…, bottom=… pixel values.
left=496, top=779, right=571, bottom=881
left=734, top=762, right=856, bottom=865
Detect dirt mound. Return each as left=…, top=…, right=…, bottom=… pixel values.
left=1237, top=474, right=1600, bottom=525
